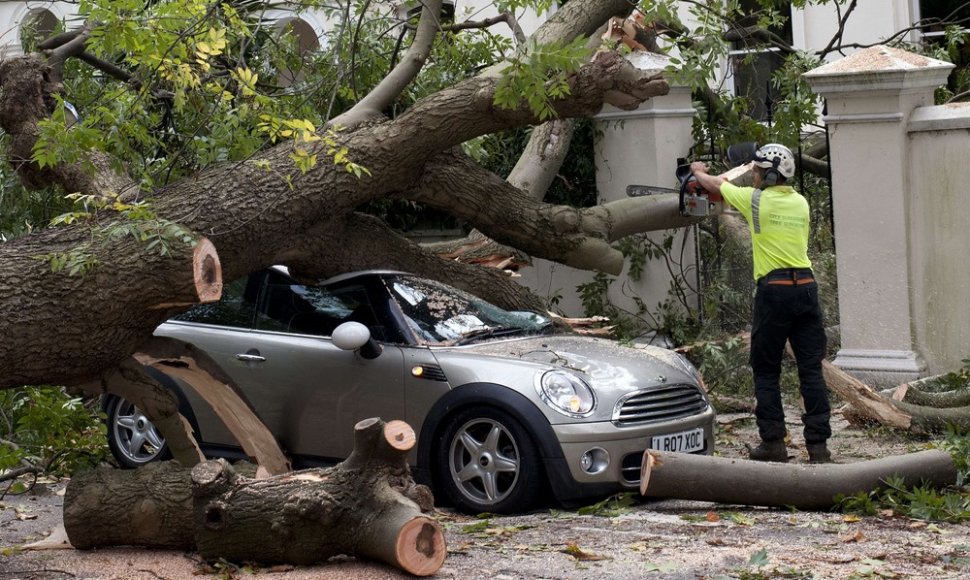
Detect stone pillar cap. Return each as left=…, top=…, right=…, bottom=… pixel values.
left=803, top=46, right=954, bottom=95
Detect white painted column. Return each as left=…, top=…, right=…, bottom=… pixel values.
left=518, top=54, right=696, bottom=323
left=803, top=46, right=953, bottom=386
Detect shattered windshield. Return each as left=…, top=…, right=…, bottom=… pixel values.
left=387, top=275, right=549, bottom=345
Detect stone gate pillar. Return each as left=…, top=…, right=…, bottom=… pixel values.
left=803, top=46, right=953, bottom=386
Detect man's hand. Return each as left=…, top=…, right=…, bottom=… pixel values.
left=689, top=161, right=726, bottom=195
left=690, top=161, right=709, bottom=176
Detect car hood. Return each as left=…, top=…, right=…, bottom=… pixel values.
left=455, top=334, right=697, bottom=391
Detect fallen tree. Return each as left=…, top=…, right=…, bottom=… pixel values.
left=63, top=418, right=444, bottom=576
left=639, top=448, right=958, bottom=510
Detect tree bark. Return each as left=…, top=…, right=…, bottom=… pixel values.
left=64, top=461, right=195, bottom=550
left=61, top=418, right=444, bottom=576
left=890, top=378, right=970, bottom=408
left=639, top=449, right=957, bottom=510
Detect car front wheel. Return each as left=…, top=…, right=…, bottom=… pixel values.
left=103, top=395, right=171, bottom=468
left=435, top=407, right=545, bottom=514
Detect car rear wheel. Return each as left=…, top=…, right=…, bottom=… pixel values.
left=103, top=395, right=171, bottom=468
left=435, top=407, right=545, bottom=514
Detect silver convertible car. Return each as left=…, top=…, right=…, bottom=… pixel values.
left=104, top=267, right=715, bottom=514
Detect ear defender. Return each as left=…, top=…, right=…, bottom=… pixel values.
left=763, top=168, right=780, bottom=186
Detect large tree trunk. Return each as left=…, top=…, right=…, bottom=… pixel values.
left=63, top=418, right=444, bottom=575
left=639, top=449, right=957, bottom=510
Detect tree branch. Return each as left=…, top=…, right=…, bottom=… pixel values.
left=45, top=24, right=93, bottom=84
left=443, top=12, right=526, bottom=45
left=404, top=150, right=705, bottom=275
left=819, top=0, right=859, bottom=57
left=507, top=119, right=575, bottom=199
left=331, top=0, right=444, bottom=128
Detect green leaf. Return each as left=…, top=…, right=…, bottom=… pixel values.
left=748, top=548, right=770, bottom=567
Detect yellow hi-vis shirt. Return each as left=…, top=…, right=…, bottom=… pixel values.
left=719, top=182, right=812, bottom=280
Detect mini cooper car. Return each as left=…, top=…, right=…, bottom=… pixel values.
left=104, top=267, right=715, bottom=514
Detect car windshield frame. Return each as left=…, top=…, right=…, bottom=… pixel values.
left=382, top=274, right=549, bottom=346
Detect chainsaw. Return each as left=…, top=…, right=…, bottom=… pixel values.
left=626, top=143, right=759, bottom=217
left=626, top=157, right=722, bottom=217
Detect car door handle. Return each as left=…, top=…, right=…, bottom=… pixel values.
left=235, top=353, right=266, bottom=362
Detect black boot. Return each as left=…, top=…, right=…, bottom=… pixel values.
left=807, top=442, right=832, bottom=464
left=746, top=440, right=788, bottom=462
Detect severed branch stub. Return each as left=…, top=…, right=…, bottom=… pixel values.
left=62, top=418, right=444, bottom=575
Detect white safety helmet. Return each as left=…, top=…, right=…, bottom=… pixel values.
left=753, top=143, right=796, bottom=179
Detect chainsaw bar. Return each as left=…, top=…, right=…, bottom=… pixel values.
left=626, top=184, right=678, bottom=197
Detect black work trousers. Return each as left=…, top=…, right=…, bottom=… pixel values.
left=750, top=280, right=831, bottom=444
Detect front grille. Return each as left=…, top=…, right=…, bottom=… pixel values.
left=612, top=384, right=708, bottom=426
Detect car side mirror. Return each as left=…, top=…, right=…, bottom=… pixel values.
left=332, top=321, right=382, bottom=360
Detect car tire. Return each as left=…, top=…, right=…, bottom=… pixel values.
left=103, top=394, right=172, bottom=468
left=434, top=407, right=546, bottom=514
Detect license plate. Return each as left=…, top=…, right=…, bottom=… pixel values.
left=651, top=428, right=705, bottom=453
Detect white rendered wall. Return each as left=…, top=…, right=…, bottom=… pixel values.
left=906, top=104, right=970, bottom=372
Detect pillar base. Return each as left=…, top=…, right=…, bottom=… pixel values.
left=832, top=349, right=927, bottom=388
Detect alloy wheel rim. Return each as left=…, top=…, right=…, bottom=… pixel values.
left=448, top=418, right=520, bottom=505
left=112, top=401, right=167, bottom=463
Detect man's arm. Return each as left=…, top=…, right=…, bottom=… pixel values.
left=690, top=161, right=727, bottom=195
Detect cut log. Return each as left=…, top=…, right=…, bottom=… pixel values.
left=192, top=418, right=443, bottom=574
left=639, top=449, right=957, bottom=510
left=134, top=336, right=291, bottom=476
left=64, top=461, right=195, bottom=550
left=61, top=418, right=445, bottom=576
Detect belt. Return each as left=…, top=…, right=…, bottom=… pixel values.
left=759, top=268, right=815, bottom=286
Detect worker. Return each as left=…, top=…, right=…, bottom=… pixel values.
left=690, top=144, right=832, bottom=463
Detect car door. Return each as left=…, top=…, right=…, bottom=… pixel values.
left=239, top=273, right=406, bottom=459
left=154, top=272, right=263, bottom=447
left=158, top=269, right=406, bottom=460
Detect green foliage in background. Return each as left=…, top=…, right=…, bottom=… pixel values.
left=0, top=388, right=106, bottom=493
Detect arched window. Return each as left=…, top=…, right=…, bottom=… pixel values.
left=20, top=8, right=60, bottom=51
left=274, top=17, right=321, bottom=88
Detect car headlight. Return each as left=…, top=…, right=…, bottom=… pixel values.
left=536, top=370, right=595, bottom=417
